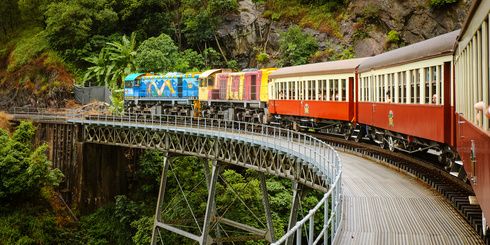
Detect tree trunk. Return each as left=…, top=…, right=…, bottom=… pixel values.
left=214, top=34, right=228, bottom=63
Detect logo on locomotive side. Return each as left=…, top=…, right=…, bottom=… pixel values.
left=388, top=110, right=394, bottom=127
left=304, top=103, right=310, bottom=114
left=147, top=79, right=176, bottom=96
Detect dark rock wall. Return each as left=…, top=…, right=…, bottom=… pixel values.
left=80, top=143, right=138, bottom=213
left=217, top=0, right=471, bottom=65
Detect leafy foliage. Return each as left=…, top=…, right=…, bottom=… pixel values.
left=0, top=203, right=73, bottom=244
left=7, top=28, right=50, bottom=72
left=278, top=25, right=319, bottom=66
left=256, top=52, right=270, bottom=67
left=83, top=33, right=137, bottom=88
left=135, top=33, right=179, bottom=72
left=430, top=0, right=457, bottom=8
left=387, top=30, right=401, bottom=44
left=0, top=121, right=63, bottom=202
left=44, top=0, right=118, bottom=51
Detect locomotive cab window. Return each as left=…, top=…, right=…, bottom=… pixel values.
left=125, top=80, right=133, bottom=88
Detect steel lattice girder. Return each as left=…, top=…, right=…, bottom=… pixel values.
left=82, top=125, right=329, bottom=192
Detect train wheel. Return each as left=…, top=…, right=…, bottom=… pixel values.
left=379, top=136, right=386, bottom=149
left=344, top=133, right=350, bottom=140
left=354, top=136, right=361, bottom=143
left=388, top=136, right=395, bottom=152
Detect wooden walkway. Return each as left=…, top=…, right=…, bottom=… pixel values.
left=336, top=153, right=483, bottom=245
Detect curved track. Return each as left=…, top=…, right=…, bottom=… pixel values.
left=336, top=152, right=483, bottom=244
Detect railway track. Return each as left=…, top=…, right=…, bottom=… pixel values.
left=309, top=133, right=489, bottom=244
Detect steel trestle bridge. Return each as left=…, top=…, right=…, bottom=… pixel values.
left=11, top=109, right=342, bottom=245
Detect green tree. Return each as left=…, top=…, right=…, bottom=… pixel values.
left=278, top=25, right=319, bottom=66
left=174, top=49, right=205, bottom=72
left=135, top=33, right=179, bottom=72
left=0, top=122, right=63, bottom=202
left=17, top=0, right=51, bottom=24
left=44, top=0, right=118, bottom=50
left=203, top=47, right=224, bottom=68
left=83, top=33, right=137, bottom=89
left=0, top=0, right=20, bottom=40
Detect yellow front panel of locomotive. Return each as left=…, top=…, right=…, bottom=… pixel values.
left=199, top=84, right=209, bottom=101
left=260, top=68, right=277, bottom=102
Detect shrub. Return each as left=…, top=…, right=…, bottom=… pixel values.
left=278, top=25, right=319, bottom=66
left=387, top=30, right=401, bottom=44
left=362, top=3, right=380, bottom=23
left=0, top=121, right=63, bottom=202
left=7, top=29, right=49, bottom=72
left=430, top=0, right=457, bottom=8
left=135, top=34, right=179, bottom=72
left=256, top=52, right=270, bottom=65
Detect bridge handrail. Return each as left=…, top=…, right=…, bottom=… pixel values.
left=9, top=108, right=343, bottom=244
left=87, top=113, right=340, bottom=176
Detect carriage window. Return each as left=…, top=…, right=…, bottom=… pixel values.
left=415, top=69, right=421, bottom=104
left=410, top=70, right=415, bottom=104
left=299, top=81, right=303, bottom=100
left=308, top=80, right=313, bottom=100
left=429, top=66, right=436, bottom=104
left=318, top=80, right=327, bottom=100
left=360, top=77, right=364, bottom=102
left=366, top=76, right=370, bottom=102
left=398, top=72, right=404, bottom=104
left=365, top=77, right=370, bottom=102
left=341, top=79, right=347, bottom=101
left=275, top=82, right=280, bottom=100
left=368, top=76, right=373, bottom=102
left=334, top=79, right=340, bottom=101
left=390, top=73, right=395, bottom=103
left=424, top=67, right=430, bottom=104
left=311, top=80, right=315, bottom=100
left=435, top=65, right=442, bottom=105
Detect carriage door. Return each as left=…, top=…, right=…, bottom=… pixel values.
left=178, top=77, right=183, bottom=97
left=219, top=78, right=227, bottom=100
left=251, top=75, right=257, bottom=100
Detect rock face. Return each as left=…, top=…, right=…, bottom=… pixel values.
left=347, top=0, right=471, bottom=56
left=216, top=0, right=471, bottom=67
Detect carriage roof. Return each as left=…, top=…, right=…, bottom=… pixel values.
left=358, top=30, right=460, bottom=73
left=269, top=58, right=369, bottom=79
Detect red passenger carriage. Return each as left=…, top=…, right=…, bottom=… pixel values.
left=454, top=0, right=490, bottom=234
left=268, top=58, right=368, bottom=136
left=357, top=31, right=459, bottom=159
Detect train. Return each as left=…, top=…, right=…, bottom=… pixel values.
left=124, top=0, right=490, bottom=235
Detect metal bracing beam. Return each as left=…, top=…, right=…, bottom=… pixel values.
left=217, top=217, right=268, bottom=237
left=203, top=159, right=223, bottom=245
left=259, top=172, right=275, bottom=242
left=151, top=151, right=170, bottom=245
left=155, top=221, right=201, bottom=242
left=201, top=160, right=222, bottom=245
left=287, top=181, right=305, bottom=245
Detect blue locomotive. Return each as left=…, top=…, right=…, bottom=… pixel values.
left=124, top=72, right=200, bottom=115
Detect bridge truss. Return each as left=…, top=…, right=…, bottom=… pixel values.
left=12, top=109, right=342, bottom=245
